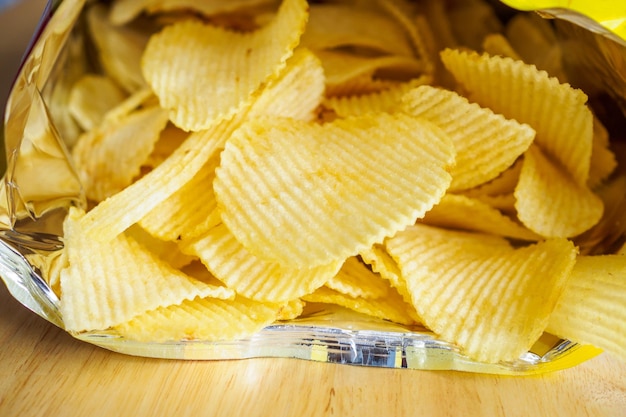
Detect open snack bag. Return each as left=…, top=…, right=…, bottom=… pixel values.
left=0, top=0, right=625, bottom=374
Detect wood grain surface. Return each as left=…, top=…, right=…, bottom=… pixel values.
left=1, top=285, right=625, bottom=417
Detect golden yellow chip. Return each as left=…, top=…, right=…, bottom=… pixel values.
left=141, top=0, right=308, bottom=131
left=386, top=224, right=577, bottom=363
left=86, top=4, right=149, bottom=93
left=514, top=145, right=604, bottom=238
left=315, top=49, right=425, bottom=96
left=463, top=159, right=522, bottom=198
left=301, top=3, right=414, bottom=57
left=402, top=85, right=535, bottom=190
left=481, top=33, right=522, bottom=60
left=440, top=48, right=594, bottom=186
left=60, top=207, right=234, bottom=333
left=303, top=286, right=420, bottom=326
left=326, top=256, right=389, bottom=299
left=126, top=224, right=196, bottom=269
left=80, top=116, right=240, bottom=242
left=421, top=193, right=540, bottom=241
left=588, top=117, right=618, bottom=188
left=72, top=106, right=169, bottom=202
left=547, top=255, right=626, bottom=361
left=115, top=295, right=278, bottom=342
left=214, top=113, right=455, bottom=267
left=182, top=223, right=342, bottom=302
left=142, top=124, right=190, bottom=170
left=322, top=76, right=431, bottom=118
left=68, top=75, right=127, bottom=131
left=276, top=299, right=305, bottom=321
left=359, top=244, right=413, bottom=305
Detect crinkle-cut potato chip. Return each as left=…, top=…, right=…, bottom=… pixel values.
left=547, top=255, right=626, bottom=362
left=109, top=0, right=276, bottom=26
left=276, top=299, right=305, bottom=321
left=60, top=208, right=234, bottom=333
left=247, top=47, right=326, bottom=122
left=359, top=245, right=413, bottom=305
left=588, top=117, right=618, bottom=188
left=514, top=145, right=604, bottom=238
left=385, top=224, right=577, bottom=363
left=72, top=105, right=169, bottom=202
left=181, top=223, right=342, bottom=302
left=68, top=75, right=127, bottom=131
left=470, top=192, right=517, bottom=215
left=87, top=4, right=149, bottom=93
left=80, top=115, right=240, bottom=242
left=302, top=286, right=420, bottom=326
left=138, top=153, right=221, bottom=242
left=481, top=33, right=522, bottom=61
left=141, top=0, right=308, bottom=131
left=463, top=159, right=522, bottom=198
left=115, top=295, right=278, bottom=342
left=214, top=113, right=455, bottom=268
left=314, top=49, right=425, bottom=94
left=325, top=74, right=402, bottom=98
left=142, top=124, right=190, bottom=170
left=301, top=3, right=414, bottom=57
left=101, top=88, right=158, bottom=124
left=139, top=48, right=325, bottom=242
left=326, top=256, right=389, bottom=299
left=126, top=224, right=196, bottom=269
left=401, top=85, right=535, bottom=191
left=322, top=76, right=431, bottom=118
left=440, top=48, right=594, bottom=186
left=421, top=193, right=540, bottom=241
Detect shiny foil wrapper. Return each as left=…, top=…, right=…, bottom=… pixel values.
left=0, top=0, right=624, bottom=374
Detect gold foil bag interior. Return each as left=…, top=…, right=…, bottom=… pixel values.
left=0, top=0, right=623, bottom=372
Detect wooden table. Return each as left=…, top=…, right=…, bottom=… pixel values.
left=1, top=285, right=625, bottom=417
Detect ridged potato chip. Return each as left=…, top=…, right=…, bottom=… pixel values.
left=182, top=223, right=342, bottom=302
left=80, top=117, right=239, bottom=242
left=72, top=106, right=169, bottom=202
left=547, top=255, right=626, bottom=361
left=301, top=3, right=414, bottom=57
left=440, top=48, right=594, bottom=185
left=60, top=208, right=234, bottom=333
left=359, top=245, right=413, bottom=304
left=115, top=295, right=279, bottom=342
left=402, top=85, right=535, bottom=190
left=68, top=75, right=127, bottom=131
left=141, top=0, right=308, bottom=131
left=326, top=256, right=390, bottom=299
left=421, top=193, right=540, bottom=241
left=214, top=113, right=455, bottom=267
left=514, top=145, right=604, bottom=238
left=303, top=286, right=420, bottom=326
left=386, top=224, right=577, bottom=363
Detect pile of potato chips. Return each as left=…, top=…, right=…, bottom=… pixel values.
left=47, top=0, right=626, bottom=364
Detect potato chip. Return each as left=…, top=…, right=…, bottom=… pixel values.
left=463, top=159, right=522, bottom=198
left=588, top=116, right=618, bottom=188
left=126, top=224, right=196, bottom=269
left=385, top=224, right=577, bottom=363
left=301, top=3, right=414, bottom=57
left=547, top=255, right=626, bottom=361
left=421, top=193, right=540, bottom=241
left=214, top=113, right=455, bottom=267
left=322, top=76, right=431, bottom=118
left=315, top=49, right=426, bottom=96
left=142, top=124, right=190, bottom=170
left=80, top=116, right=240, bottom=242
left=68, top=75, right=127, bottom=131
left=481, top=33, right=522, bottom=61
left=326, top=256, right=389, bottom=299
left=109, top=0, right=276, bottom=26
left=276, top=298, right=305, bottom=321
left=402, top=85, right=535, bottom=190
left=182, top=223, right=342, bottom=302
left=141, top=0, right=308, bottom=131
left=514, top=145, right=604, bottom=238
left=359, top=244, right=413, bottom=305
left=86, top=4, right=150, bottom=93
left=440, top=48, right=594, bottom=185
left=72, top=106, right=169, bottom=202
left=60, top=207, right=234, bottom=332
left=138, top=48, right=325, bottom=242
left=302, top=286, right=420, bottom=326
left=115, top=295, right=278, bottom=342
